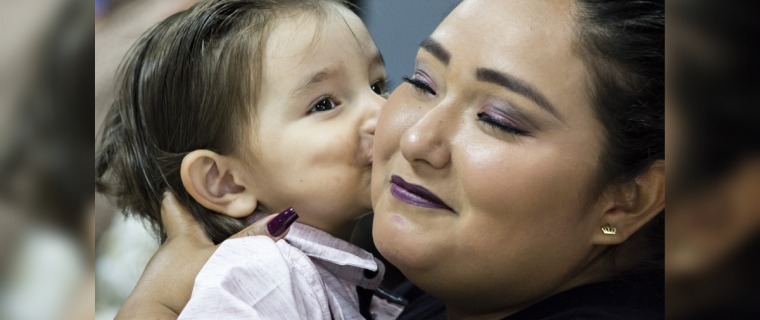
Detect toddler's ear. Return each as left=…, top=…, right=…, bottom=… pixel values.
left=180, top=150, right=257, bottom=218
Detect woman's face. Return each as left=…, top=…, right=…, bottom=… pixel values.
left=372, top=0, right=607, bottom=314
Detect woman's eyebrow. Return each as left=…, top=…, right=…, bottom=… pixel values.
left=476, top=68, right=561, bottom=121
left=420, top=37, right=560, bottom=120
left=420, top=37, right=450, bottom=66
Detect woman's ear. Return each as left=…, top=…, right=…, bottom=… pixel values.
left=180, top=150, right=257, bottom=218
left=593, top=160, right=665, bottom=245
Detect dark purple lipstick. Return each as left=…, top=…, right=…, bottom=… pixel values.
left=390, top=175, right=453, bottom=211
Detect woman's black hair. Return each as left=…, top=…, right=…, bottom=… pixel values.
left=574, top=0, right=665, bottom=274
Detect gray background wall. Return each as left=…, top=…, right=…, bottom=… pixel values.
left=359, top=0, right=462, bottom=91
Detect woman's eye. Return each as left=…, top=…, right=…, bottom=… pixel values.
left=371, top=80, right=386, bottom=95
left=402, top=76, right=436, bottom=95
left=309, top=98, right=337, bottom=113
left=477, top=112, right=530, bottom=136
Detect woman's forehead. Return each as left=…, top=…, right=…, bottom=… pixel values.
left=437, top=0, right=577, bottom=58
left=431, top=0, right=589, bottom=121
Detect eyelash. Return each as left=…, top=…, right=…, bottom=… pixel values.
left=308, top=94, right=339, bottom=114
left=477, top=112, right=530, bottom=136
left=371, top=78, right=389, bottom=96
left=402, top=74, right=528, bottom=136
left=402, top=75, right=436, bottom=95
left=309, top=77, right=389, bottom=114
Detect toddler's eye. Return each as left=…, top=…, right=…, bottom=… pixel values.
left=309, top=98, right=337, bottom=113
left=371, top=79, right=386, bottom=95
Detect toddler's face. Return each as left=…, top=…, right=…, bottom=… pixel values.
left=246, top=6, right=386, bottom=237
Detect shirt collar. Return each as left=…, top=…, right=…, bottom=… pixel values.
left=285, top=222, right=385, bottom=290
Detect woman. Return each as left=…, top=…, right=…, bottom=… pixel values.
left=371, top=0, right=664, bottom=319
left=116, top=0, right=664, bottom=319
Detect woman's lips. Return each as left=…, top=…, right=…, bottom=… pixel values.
left=390, top=175, right=453, bottom=212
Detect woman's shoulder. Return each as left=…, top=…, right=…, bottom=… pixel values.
left=394, top=272, right=664, bottom=320
left=505, top=273, right=664, bottom=320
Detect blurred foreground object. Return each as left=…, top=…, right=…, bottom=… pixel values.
left=0, top=0, right=93, bottom=319
left=666, top=0, right=760, bottom=319
left=94, top=1, right=203, bottom=319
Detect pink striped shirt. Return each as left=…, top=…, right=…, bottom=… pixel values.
left=178, top=222, right=404, bottom=320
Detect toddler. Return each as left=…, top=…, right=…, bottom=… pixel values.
left=95, top=0, right=403, bottom=319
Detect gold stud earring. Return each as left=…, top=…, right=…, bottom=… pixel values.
left=601, top=224, right=617, bottom=235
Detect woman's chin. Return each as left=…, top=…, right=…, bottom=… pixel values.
left=372, top=209, right=441, bottom=274
left=373, top=214, right=456, bottom=304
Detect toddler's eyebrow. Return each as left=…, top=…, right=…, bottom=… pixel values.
left=372, top=51, right=385, bottom=68
left=290, top=52, right=384, bottom=98
left=290, top=64, right=346, bottom=98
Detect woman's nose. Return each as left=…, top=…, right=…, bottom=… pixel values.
left=399, top=106, right=452, bottom=170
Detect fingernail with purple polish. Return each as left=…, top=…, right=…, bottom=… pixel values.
left=267, top=207, right=298, bottom=237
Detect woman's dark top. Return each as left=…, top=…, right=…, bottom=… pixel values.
left=394, top=272, right=664, bottom=320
